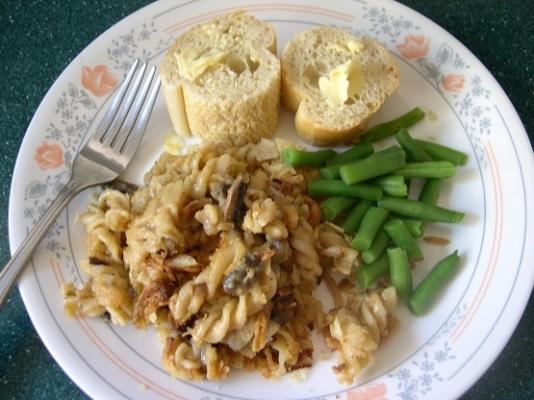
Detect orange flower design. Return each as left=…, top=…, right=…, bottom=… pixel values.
left=442, top=74, right=465, bottom=93
left=34, top=143, right=64, bottom=170
left=82, top=65, right=118, bottom=97
left=347, top=383, right=387, bottom=400
left=397, top=34, right=429, bottom=59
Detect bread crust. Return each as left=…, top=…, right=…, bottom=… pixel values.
left=295, top=103, right=367, bottom=146
left=160, top=11, right=281, bottom=146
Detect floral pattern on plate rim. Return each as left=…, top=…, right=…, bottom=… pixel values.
left=19, top=4, right=499, bottom=400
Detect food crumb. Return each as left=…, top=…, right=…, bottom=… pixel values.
left=426, top=110, right=438, bottom=121
left=427, top=110, right=438, bottom=121
left=288, top=368, right=310, bottom=383
left=139, top=383, right=147, bottom=392
left=423, top=236, right=450, bottom=245
left=163, top=134, right=183, bottom=155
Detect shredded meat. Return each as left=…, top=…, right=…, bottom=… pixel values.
left=223, top=174, right=248, bottom=225
left=181, top=199, right=210, bottom=218
left=288, top=347, right=314, bottom=371
left=88, top=256, right=109, bottom=265
left=271, top=292, right=297, bottom=325
left=133, top=280, right=176, bottom=324
left=271, top=178, right=296, bottom=196
left=303, top=196, right=321, bottom=226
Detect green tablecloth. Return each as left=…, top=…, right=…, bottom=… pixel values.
left=0, top=1, right=533, bottom=398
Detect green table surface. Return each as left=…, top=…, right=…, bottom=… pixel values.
left=1, top=1, right=533, bottom=399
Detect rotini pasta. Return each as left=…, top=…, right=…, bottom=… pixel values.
left=62, top=139, right=398, bottom=384
left=290, top=221, right=322, bottom=282
left=326, top=284, right=397, bottom=384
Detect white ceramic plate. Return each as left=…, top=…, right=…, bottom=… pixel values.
left=9, top=1, right=534, bottom=399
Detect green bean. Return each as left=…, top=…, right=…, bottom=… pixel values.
left=362, top=229, right=390, bottom=264
left=340, top=200, right=372, bottom=234
left=394, top=161, right=455, bottom=179
left=409, top=250, right=461, bottom=315
left=282, top=148, right=336, bottom=167
left=378, top=197, right=464, bottom=223
left=351, top=207, right=389, bottom=251
left=339, top=149, right=406, bottom=185
left=320, top=163, right=344, bottom=180
left=395, top=128, right=432, bottom=162
left=308, top=180, right=383, bottom=201
left=327, top=142, right=374, bottom=165
left=387, top=247, right=413, bottom=300
left=401, top=219, right=424, bottom=238
left=373, top=175, right=408, bottom=197
left=415, top=140, right=468, bottom=165
left=419, top=178, right=442, bottom=206
left=374, top=145, right=404, bottom=155
left=322, top=146, right=402, bottom=181
left=320, top=197, right=358, bottom=221
left=384, top=219, right=423, bottom=261
left=360, top=107, right=426, bottom=142
left=357, top=253, right=389, bottom=288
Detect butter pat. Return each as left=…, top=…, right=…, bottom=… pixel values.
left=163, top=134, right=183, bottom=155
left=347, top=40, right=365, bottom=53
left=174, top=49, right=228, bottom=81
left=318, top=59, right=364, bottom=106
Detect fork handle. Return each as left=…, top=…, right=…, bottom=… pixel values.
left=0, top=179, right=81, bottom=307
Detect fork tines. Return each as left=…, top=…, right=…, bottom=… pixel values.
left=93, top=59, right=161, bottom=154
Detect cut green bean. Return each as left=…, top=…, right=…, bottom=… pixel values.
left=362, top=229, right=390, bottom=264
left=373, top=175, right=408, bottom=197
left=415, top=140, right=468, bottom=165
left=339, top=149, right=406, bottom=185
left=340, top=200, right=372, bottom=234
left=308, top=180, right=383, bottom=201
left=394, top=161, right=455, bottom=179
left=327, top=142, right=374, bottom=165
left=360, top=107, right=426, bottom=142
left=320, top=163, right=344, bottom=180
left=401, top=219, right=424, bottom=238
left=378, top=197, right=465, bottom=223
left=320, top=197, right=358, bottom=221
left=387, top=247, right=413, bottom=300
left=351, top=207, right=389, bottom=251
left=409, top=250, right=461, bottom=315
left=396, top=128, right=432, bottom=162
left=419, top=178, right=442, bottom=206
left=282, top=148, right=337, bottom=167
left=374, top=145, right=404, bottom=155
left=357, top=253, right=389, bottom=288
left=384, top=219, right=423, bottom=261
left=325, top=146, right=403, bottom=182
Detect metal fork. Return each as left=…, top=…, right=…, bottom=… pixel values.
left=0, top=59, right=160, bottom=306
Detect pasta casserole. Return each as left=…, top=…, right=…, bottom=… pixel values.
left=62, top=139, right=397, bottom=384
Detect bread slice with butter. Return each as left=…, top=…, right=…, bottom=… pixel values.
left=160, top=11, right=281, bottom=146
left=281, top=27, right=400, bottom=145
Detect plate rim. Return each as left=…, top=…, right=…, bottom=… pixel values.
left=8, top=1, right=534, bottom=399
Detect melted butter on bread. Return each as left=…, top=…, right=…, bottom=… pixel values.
left=174, top=48, right=228, bottom=81
left=318, top=58, right=365, bottom=106
left=347, top=40, right=365, bottom=53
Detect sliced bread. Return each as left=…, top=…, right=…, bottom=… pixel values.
left=281, top=27, right=400, bottom=146
left=160, top=11, right=281, bottom=147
